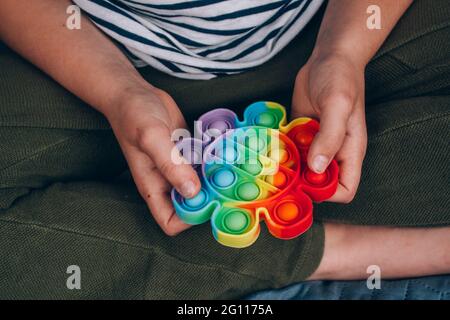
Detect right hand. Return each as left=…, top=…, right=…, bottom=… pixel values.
left=106, top=86, right=201, bottom=236
left=292, top=52, right=367, bottom=204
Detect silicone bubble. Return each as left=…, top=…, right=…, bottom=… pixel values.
left=240, top=160, right=262, bottom=176
left=222, top=210, right=249, bottom=234
left=176, top=138, right=203, bottom=167
left=255, top=112, right=277, bottom=127
left=184, top=189, right=208, bottom=209
left=208, top=120, right=230, bottom=133
left=245, top=135, right=266, bottom=152
left=275, top=201, right=299, bottom=222
left=236, top=182, right=260, bottom=201
left=266, top=171, right=288, bottom=188
left=171, top=101, right=339, bottom=248
left=198, top=109, right=237, bottom=134
left=216, top=146, right=238, bottom=163
left=212, top=168, right=236, bottom=188
left=295, top=132, right=314, bottom=147
left=268, top=148, right=289, bottom=164
left=305, top=169, right=328, bottom=186
left=182, top=149, right=202, bottom=166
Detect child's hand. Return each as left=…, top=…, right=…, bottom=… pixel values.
left=292, top=52, right=367, bottom=203
left=107, top=86, right=201, bottom=235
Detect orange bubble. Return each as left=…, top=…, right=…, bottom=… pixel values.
left=295, top=132, right=314, bottom=147
left=274, top=171, right=287, bottom=188
left=268, top=148, right=289, bottom=164
left=276, top=202, right=299, bottom=222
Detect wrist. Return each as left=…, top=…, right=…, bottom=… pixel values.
left=311, top=40, right=369, bottom=71
left=101, top=78, right=160, bottom=121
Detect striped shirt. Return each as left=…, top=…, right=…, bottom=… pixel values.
left=73, top=0, right=324, bottom=80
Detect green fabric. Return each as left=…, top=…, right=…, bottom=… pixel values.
left=0, top=0, right=449, bottom=299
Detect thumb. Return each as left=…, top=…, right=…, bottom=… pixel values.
left=138, top=125, right=201, bottom=198
left=308, top=94, right=353, bottom=173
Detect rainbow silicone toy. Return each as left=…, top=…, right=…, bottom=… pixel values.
left=171, top=101, right=339, bottom=248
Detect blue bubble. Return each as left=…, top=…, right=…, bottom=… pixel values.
left=216, top=146, right=238, bottom=163
left=213, top=169, right=236, bottom=188
left=184, top=189, right=207, bottom=209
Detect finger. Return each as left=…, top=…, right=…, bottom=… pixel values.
left=291, top=99, right=316, bottom=119
left=327, top=151, right=363, bottom=204
left=307, top=93, right=354, bottom=173
left=126, top=145, right=191, bottom=235
left=146, top=185, right=192, bottom=236
left=138, top=124, right=201, bottom=199
left=327, top=107, right=367, bottom=203
left=291, top=70, right=316, bottom=119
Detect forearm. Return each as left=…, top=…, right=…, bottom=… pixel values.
left=311, top=224, right=450, bottom=280
left=0, top=0, right=153, bottom=115
left=314, top=0, right=413, bottom=67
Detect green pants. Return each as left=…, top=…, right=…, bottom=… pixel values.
left=0, top=0, right=449, bottom=299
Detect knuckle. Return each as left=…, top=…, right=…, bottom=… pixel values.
left=161, top=225, right=178, bottom=237
left=159, top=160, right=177, bottom=178
left=335, top=94, right=354, bottom=116
left=154, top=88, right=176, bottom=106
left=341, top=189, right=357, bottom=204
left=144, top=196, right=180, bottom=237
left=319, top=90, right=354, bottom=113
left=294, top=70, right=305, bottom=86
left=334, top=90, right=354, bottom=105
left=137, top=125, right=167, bottom=148
left=341, top=196, right=352, bottom=204
left=137, top=128, right=153, bottom=148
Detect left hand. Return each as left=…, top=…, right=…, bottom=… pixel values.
left=292, top=51, right=367, bottom=203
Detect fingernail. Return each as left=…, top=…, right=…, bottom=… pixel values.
left=312, top=155, right=329, bottom=173
left=181, top=180, right=196, bottom=198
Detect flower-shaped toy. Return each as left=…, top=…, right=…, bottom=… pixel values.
left=171, top=102, right=338, bottom=248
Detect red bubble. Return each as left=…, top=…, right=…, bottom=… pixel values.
left=295, top=132, right=314, bottom=147
left=305, top=170, right=328, bottom=185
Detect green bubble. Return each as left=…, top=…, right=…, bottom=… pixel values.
left=240, top=161, right=262, bottom=175
left=223, top=211, right=249, bottom=233
left=236, top=182, right=260, bottom=201
left=255, top=112, right=277, bottom=128
left=246, top=135, right=266, bottom=152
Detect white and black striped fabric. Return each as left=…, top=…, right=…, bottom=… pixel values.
left=74, top=0, right=324, bottom=79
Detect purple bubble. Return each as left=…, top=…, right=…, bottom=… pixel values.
left=196, top=109, right=238, bottom=138
left=184, top=150, right=202, bottom=164
left=208, top=120, right=230, bottom=133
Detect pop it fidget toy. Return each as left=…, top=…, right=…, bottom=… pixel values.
left=171, top=102, right=339, bottom=248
